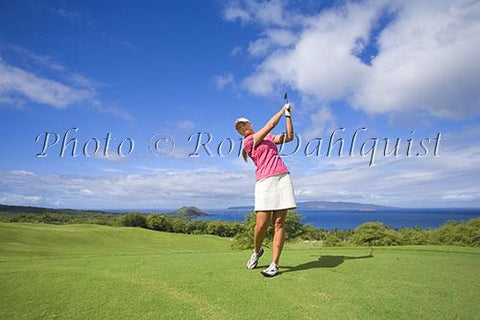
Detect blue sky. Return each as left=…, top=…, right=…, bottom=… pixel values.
left=1, top=0, right=479, bottom=210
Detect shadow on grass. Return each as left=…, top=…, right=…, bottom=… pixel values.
left=280, top=248, right=374, bottom=274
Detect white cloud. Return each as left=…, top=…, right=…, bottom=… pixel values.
left=302, top=106, right=337, bottom=140
left=0, top=193, right=43, bottom=205
left=0, top=169, right=254, bottom=209
left=10, top=170, right=36, bottom=176
left=0, top=45, right=133, bottom=119
left=248, top=29, right=297, bottom=56
left=230, top=46, right=243, bottom=56
left=248, top=39, right=270, bottom=56
left=91, top=101, right=134, bottom=121
left=212, top=72, right=235, bottom=90
left=223, top=5, right=251, bottom=23
left=6, top=44, right=66, bottom=72
left=226, top=0, right=480, bottom=120
left=79, top=188, right=94, bottom=196
left=443, top=193, right=480, bottom=201
left=223, top=0, right=287, bottom=26
left=0, top=62, right=93, bottom=108
left=243, top=0, right=380, bottom=97
left=353, top=0, right=480, bottom=119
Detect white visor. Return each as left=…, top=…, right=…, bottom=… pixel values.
left=234, top=117, right=250, bottom=130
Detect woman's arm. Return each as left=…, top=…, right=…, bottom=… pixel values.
left=252, top=105, right=287, bottom=146
left=273, top=104, right=294, bottom=144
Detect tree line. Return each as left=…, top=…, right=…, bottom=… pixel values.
left=1, top=210, right=479, bottom=248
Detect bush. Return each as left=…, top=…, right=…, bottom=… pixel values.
left=206, top=221, right=243, bottom=237
left=231, top=232, right=252, bottom=250
left=323, top=233, right=343, bottom=247
left=284, top=211, right=305, bottom=240
left=119, top=212, right=147, bottom=228
left=351, top=222, right=402, bottom=246
left=430, top=218, right=480, bottom=246
left=146, top=214, right=170, bottom=232
left=170, top=219, right=188, bottom=233
left=231, top=212, right=258, bottom=250
left=383, top=229, right=403, bottom=245
left=39, top=213, right=61, bottom=224
left=472, top=232, right=480, bottom=247
left=186, top=220, right=208, bottom=234
left=230, top=211, right=305, bottom=249
left=302, top=225, right=326, bottom=240
left=400, top=226, right=430, bottom=245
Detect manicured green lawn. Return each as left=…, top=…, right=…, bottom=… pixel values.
left=1, top=223, right=479, bottom=319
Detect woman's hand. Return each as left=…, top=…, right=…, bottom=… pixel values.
left=284, top=103, right=293, bottom=117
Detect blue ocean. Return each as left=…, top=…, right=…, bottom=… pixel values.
left=199, top=208, right=480, bottom=230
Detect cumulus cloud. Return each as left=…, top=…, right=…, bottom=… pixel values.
left=292, top=145, right=480, bottom=207
left=353, top=0, right=480, bottom=119
left=0, top=44, right=133, bottom=119
left=225, top=0, right=480, bottom=120
left=248, top=29, right=297, bottom=56
left=0, top=169, right=254, bottom=209
left=212, top=72, right=235, bottom=90
left=223, top=0, right=287, bottom=26
left=302, top=106, right=337, bottom=140
left=0, top=62, right=93, bottom=108
left=243, top=0, right=381, bottom=97
left=230, top=46, right=243, bottom=56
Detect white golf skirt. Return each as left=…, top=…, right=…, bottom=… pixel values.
left=254, top=173, right=296, bottom=211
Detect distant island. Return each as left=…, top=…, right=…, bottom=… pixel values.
left=0, top=202, right=395, bottom=218
left=168, top=206, right=212, bottom=220
left=0, top=204, right=110, bottom=215
left=0, top=204, right=212, bottom=219
left=228, top=201, right=397, bottom=212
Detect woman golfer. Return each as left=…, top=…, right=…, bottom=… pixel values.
left=234, top=103, right=296, bottom=277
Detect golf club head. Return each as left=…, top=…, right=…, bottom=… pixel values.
left=284, top=92, right=288, bottom=104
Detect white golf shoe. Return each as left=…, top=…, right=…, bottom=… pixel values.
left=246, top=247, right=264, bottom=269
left=261, top=262, right=279, bottom=277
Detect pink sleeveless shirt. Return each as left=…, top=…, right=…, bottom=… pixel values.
left=243, top=133, right=289, bottom=181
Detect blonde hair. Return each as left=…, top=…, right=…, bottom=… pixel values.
left=235, top=121, right=250, bottom=162
left=236, top=126, right=249, bottom=162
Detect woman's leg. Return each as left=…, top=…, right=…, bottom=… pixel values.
left=272, top=210, right=287, bottom=264
left=254, top=211, right=271, bottom=253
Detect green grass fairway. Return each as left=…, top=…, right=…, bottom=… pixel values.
left=1, top=223, right=480, bottom=319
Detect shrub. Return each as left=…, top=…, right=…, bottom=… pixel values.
left=230, top=211, right=305, bottom=249
left=351, top=222, right=402, bottom=246
left=302, top=225, right=326, bottom=240
left=170, top=219, right=188, bottom=233
left=39, top=213, right=61, bottom=224
left=284, top=211, right=305, bottom=240
left=146, top=214, right=170, bottom=231
left=383, top=229, right=403, bottom=245
left=187, top=220, right=207, bottom=234
left=323, top=233, right=343, bottom=247
left=400, top=226, right=430, bottom=245
left=430, top=218, right=480, bottom=246
left=231, top=232, right=252, bottom=250
left=119, top=212, right=147, bottom=228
